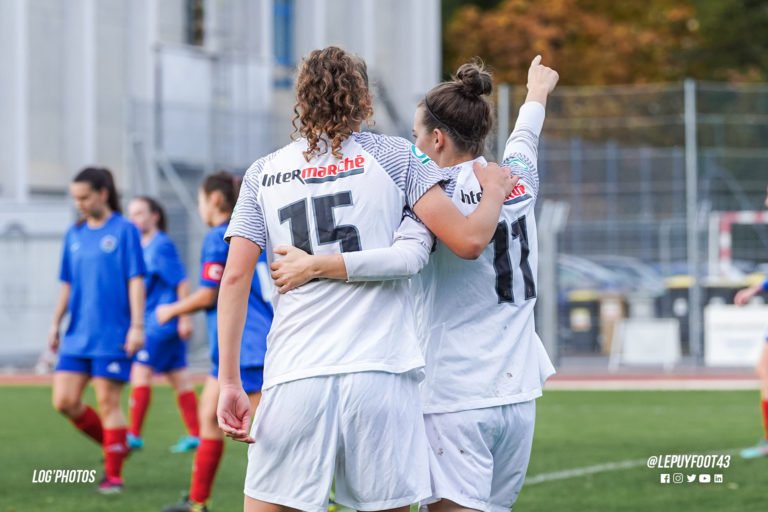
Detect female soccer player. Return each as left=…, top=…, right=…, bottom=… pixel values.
left=158, top=172, right=273, bottom=512
left=270, top=56, right=560, bottom=511
left=735, top=184, right=768, bottom=459
left=49, top=167, right=146, bottom=494
left=125, top=196, right=200, bottom=453
left=216, top=46, right=516, bottom=512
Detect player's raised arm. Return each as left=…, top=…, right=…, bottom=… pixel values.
left=501, top=55, right=559, bottom=197
left=524, top=55, right=559, bottom=108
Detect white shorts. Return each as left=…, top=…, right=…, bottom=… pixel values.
left=244, top=370, right=431, bottom=512
left=422, top=400, right=536, bottom=512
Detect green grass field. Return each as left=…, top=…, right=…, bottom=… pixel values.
left=1, top=385, right=766, bottom=511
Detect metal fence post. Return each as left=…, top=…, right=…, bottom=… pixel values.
left=684, top=78, right=703, bottom=364
left=497, top=83, right=510, bottom=161
left=538, top=200, right=570, bottom=365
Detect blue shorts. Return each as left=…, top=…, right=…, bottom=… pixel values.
left=210, top=363, right=264, bottom=393
left=133, top=334, right=187, bottom=374
left=56, top=354, right=132, bottom=382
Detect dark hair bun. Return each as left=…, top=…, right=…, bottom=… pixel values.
left=456, top=62, right=492, bottom=98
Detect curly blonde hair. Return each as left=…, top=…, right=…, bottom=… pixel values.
left=291, top=46, right=373, bottom=161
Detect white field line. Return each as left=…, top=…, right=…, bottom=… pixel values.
left=526, top=459, right=647, bottom=485
left=526, top=448, right=742, bottom=486
left=546, top=379, right=759, bottom=391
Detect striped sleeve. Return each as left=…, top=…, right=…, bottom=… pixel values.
left=355, top=132, right=448, bottom=208
left=502, top=101, right=545, bottom=197
left=225, top=159, right=267, bottom=250
left=440, top=165, right=461, bottom=199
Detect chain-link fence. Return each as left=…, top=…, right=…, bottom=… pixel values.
left=496, top=81, right=768, bottom=365
left=4, top=80, right=768, bottom=372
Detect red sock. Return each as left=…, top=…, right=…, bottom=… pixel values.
left=129, top=386, right=151, bottom=437
left=71, top=405, right=103, bottom=444
left=189, top=438, right=224, bottom=504
left=103, top=428, right=128, bottom=481
left=762, top=399, right=768, bottom=440
left=177, top=390, right=200, bottom=437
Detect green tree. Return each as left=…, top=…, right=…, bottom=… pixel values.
left=689, top=0, right=768, bottom=82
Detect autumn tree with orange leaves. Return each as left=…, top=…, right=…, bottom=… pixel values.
left=444, top=0, right=702, bottom=85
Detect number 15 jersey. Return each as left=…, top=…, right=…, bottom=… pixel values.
left=414, top=102, right=556, bottom=414
left=226, top=132, right=446, bottom=390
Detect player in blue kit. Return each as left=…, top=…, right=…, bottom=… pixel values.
left=126, top=196, right=200, bottom=453
left=48, top=167, right=146, bottom=494
left=736, top=184, right=768, bottom=458
left=158, top=172, right=273, bottom=512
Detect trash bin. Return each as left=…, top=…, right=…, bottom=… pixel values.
left=565, top=289, right=601, bottom=353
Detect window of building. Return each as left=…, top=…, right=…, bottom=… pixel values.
left=274, top=0, right=294, bottom=67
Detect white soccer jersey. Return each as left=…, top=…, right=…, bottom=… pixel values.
left=415, top=102, right=556, bottom=414
left=226, top=132, right=446, bottom=389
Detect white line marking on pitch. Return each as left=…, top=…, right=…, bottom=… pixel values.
left=526, top=448, right=742, bottom=485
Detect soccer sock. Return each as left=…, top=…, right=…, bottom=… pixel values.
left=189, top=438, right=224, bottom=504
left=103, top=428, right=128, bottom=481
left=71, top=405, right=104, bottom=444
left=177, top=390, right=200, bottom=437
left=762, top=399, right=768, bottom=440
left=128, top=386, right=151, bottom=437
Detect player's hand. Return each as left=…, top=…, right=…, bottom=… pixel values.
left=155, top=304, right=173, bottom=325
left=764, top=184, right=768, bottom=209
left=473, top=161, right=519, bottom=199
left=271, top=246, right=315, bottom=293
left=217, top=384, right=255, bottom=443
left=48, top=324, right=60, bottom=353
left=734, top=284, right=761, bottom=306
left=527, top=55, right=559, bottom=94
left=124, top=325, right=144, bottom=356
left=177, top=314, right=193, bottom=340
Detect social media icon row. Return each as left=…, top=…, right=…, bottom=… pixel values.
left=660, top=473, right=723, bottom=483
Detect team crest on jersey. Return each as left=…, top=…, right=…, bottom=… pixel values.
left=411, top=145, right=431, bottom=164
left=70, top=242, right=81, bottom=252
left=261, top=155, right=366, bottom=188
left=100, top=235, right=118, bottom=253
left=505, top=156, right=530, bottom=172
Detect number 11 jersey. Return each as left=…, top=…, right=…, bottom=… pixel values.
left=226, top=132, right=446, bottom=390
left=414, top=102, right=556, bottom=414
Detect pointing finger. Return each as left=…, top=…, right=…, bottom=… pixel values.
left=531, top=55, right=542, bottom=67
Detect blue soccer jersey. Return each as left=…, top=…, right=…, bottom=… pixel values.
left=242, top=251, right=273, bottom=367
left=143, top=231, right=187, bottom=341
left=59, top=213, right=146, bottom=358
left=200, top=222, right=272, bottom=367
